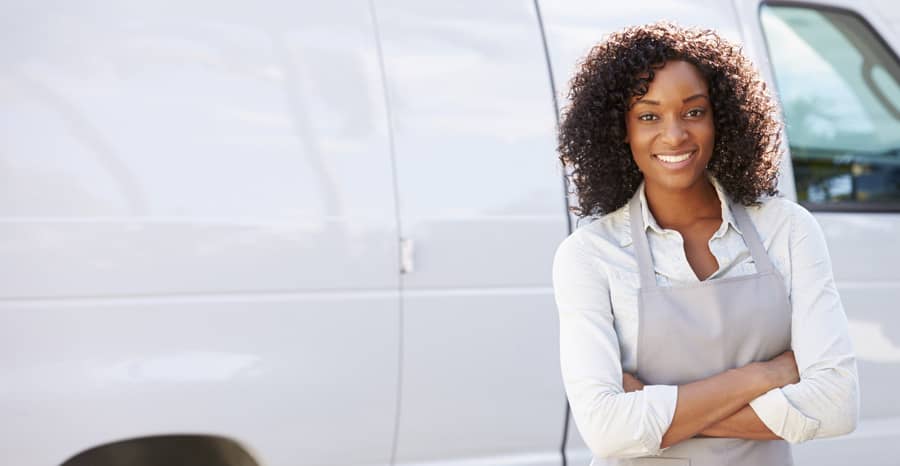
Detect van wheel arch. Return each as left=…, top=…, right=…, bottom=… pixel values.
left=60, top=434, right=260, bottom=466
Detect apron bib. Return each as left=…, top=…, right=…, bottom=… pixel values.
left=622, top=193, right=793, bottom=466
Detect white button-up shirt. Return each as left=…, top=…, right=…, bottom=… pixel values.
left=552, top=175, right=859, bottom=460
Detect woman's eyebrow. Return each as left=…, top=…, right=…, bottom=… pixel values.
left=683, top=94, right=710, bottom=103
left=631, top=94, right=710, bottom=107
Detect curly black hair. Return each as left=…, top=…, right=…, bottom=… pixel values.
left=558, top=21, right=783, bottom=217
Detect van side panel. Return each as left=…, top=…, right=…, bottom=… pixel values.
left=0, top=2, right=400, bottom=465
left=372, top=1, right=569, bottom=465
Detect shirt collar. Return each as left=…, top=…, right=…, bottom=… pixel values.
left=619, top=172, right=743, bottom=247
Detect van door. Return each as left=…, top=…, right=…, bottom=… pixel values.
left=0, top=2, right=400, bottom=465
left=371, top=2, right=569, bottom=465
left=737, top=0, right=900, bottom=464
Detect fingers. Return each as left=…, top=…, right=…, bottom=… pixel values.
left=622, top=372, right=645, bottom=393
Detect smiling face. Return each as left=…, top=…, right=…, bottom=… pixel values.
left=625, top=60, right=715, bottom=194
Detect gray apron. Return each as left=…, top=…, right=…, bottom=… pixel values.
left=622, top=193, right=793, bottom=466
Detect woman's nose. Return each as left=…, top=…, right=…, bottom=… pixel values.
left=660, top=120, right=688, bottom=146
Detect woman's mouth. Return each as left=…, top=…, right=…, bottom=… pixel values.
left=653, top=150, right=696, bottom=169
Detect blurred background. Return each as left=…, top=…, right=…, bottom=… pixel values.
left=2, top=1, right=899, bottom=465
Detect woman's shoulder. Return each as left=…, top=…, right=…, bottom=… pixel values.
left=744, top=193, right=823, bottom=240
left=564, top=204, right=631, bottom=248
left=554, top=205, right=631, bottom=266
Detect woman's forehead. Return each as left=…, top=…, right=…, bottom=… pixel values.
left=630, top=60, right=709, bottom=106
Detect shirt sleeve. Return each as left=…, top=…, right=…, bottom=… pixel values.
left=749, top=203, right=860, bottom=443
left=553, top=230, right=679, bottom=458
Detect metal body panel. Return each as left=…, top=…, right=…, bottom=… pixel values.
left=2, top=296, right=400, bottom=466
left=1, top=2, right=400, bottom=465
left=1, top=1, right=399, bottom=297
left=372, top=1, right=568, bottom=464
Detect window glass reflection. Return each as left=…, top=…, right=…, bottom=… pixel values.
left=761, top=5, right=900, bottom=207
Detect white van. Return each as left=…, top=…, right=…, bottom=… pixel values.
left=1, top=1, right=897, bottom=465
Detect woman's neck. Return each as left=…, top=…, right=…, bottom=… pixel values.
left=643, top=176, right=722, bottom=230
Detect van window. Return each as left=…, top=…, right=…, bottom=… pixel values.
left=760, top=4, right=900, bottom=210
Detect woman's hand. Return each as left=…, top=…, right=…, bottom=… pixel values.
left=758, top=350, right=800, bottom=389
left=623, top=372, right=645, bottom=392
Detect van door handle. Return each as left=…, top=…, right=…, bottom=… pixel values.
left=400, top=238, right=414, bottom=274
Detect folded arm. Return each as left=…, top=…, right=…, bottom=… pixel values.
left=657, top=356, right=795, bottom=448
left=627, top=373, right=780, bottom=440
left=622, top=359, right=796, bottom=444
left=700, top=405, right=780, bottom=440
left=745, top=206, right=859, bottom=443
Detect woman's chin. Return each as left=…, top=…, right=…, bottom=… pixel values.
left=646, top=170, right=709, bottom=192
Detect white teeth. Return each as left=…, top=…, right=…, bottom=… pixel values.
left=655, top=151, right=693, bottom=163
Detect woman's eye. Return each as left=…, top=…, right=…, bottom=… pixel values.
left=686, top=108, right=705, bottom=118
left=638, top=114, right=657, bottom=121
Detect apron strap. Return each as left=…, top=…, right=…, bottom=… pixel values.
left=729, top=200, right=775, bottom=274
left=628, top=194, right=659, bottom=290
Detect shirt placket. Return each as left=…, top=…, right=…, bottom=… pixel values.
left=649, top=228, right=693, bottom=286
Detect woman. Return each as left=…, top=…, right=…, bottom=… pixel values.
left=552, top=22, right=859, bottom=466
